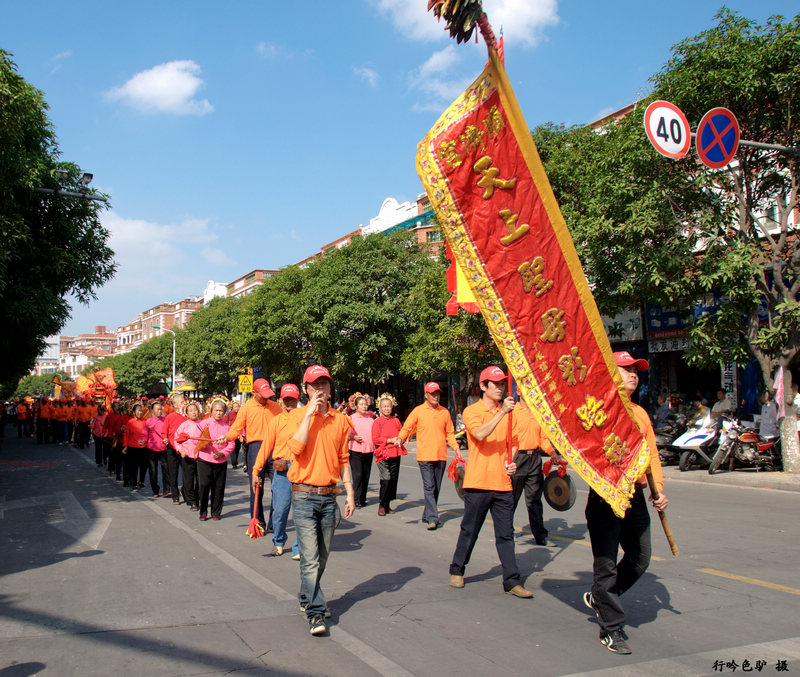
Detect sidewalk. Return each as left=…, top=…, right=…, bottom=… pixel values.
left=662, top=463, right=800, bottom=492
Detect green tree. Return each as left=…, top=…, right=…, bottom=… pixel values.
left=89, top=334, right=174, bottom=397
left=533, top=9, right=800, bottom=471
left=177, top=297, right=246, bottom=397
left=0, top=50, right=116, bottom=390
left=240, top=265, right=311, bottom=382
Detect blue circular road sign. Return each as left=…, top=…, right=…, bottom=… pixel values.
left=696, top=107, right=740, bottom=169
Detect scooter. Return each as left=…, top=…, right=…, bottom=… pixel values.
left=668, top=413, right=722, bottom=471
left=656, top=413, right=687, bottom=465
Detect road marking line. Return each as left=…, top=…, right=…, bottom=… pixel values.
left=75, top=450, right=415, bottom=677
left=698, top=568, right=800, bottom=595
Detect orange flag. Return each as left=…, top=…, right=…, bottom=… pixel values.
left=417, top=51, right=651, bottom=517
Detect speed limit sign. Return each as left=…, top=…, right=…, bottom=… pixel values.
left=644, top=100, right=691, bottom=159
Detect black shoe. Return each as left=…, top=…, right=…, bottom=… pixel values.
left=600, top=629, right=631, bottom=655
left=308, top=614, right=326, bottom=636
left=535, top=537, right=556, bottom=547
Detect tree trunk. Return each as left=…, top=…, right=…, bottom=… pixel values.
left=781, top=406, right=800, bottom=473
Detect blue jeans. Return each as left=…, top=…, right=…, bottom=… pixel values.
left=418, top=460, right=446, bottom=523
left=271, top=466, right=292, bottom=547
left=292, top=490, right=337, bottom=617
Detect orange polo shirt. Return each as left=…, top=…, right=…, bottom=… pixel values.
left=284, top=405, right=351, bottom=486
left=462, top=399, right=519, bottom=492
left=40, top=404, right=53, bottom=419
left=253, top=410, right=293, bottom=475
left=225, top=396, right=283, bottom=443
left=632, top=403, right=663, bottom=492
left=513, top=406, right=553, bottom=455
left=398, top=403, right=458, bottom=461
left=76, top=404, right=92, bottom=422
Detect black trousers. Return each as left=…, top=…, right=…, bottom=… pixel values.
left=181, top=456, right=198, bottom=507
left=350, top=451, right=374, bottom=506
left=106, top=438, right=121, bottom=478
left=166, top=446, right=182, bottom=500
left=37, top=419, right=48, bottom=444
left=76, top=421, right=90, bottom=449
left=93, top=434, right=104, bottom=465
left=586, top=485, right=652, bottom=635
left=230, top=439, right=241, bottom=468
left=148, top=449, right=168, bottom=494
left=377, top=457, right=401, bottom=509
left=511, top=451, right=548, bottom=541
left=197, top=459, right=227, bottom=516
left=450, top=489, right=521, bottom=591
left=122, top=447, right=139, bottom=485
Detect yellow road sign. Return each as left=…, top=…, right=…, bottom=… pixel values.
left=238, top=374, right=253, bottom=392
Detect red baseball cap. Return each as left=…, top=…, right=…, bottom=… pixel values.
left=424, top=382, right=442, bottom=394
left=303, top=365, right=331, bottom=383
left=613, top=351, right=649, bottom=372
left=253, top=378, right=275, bottom=398
left=280, top=383, right=300, bottom=399
left=479, top=366, right=507, bottom=382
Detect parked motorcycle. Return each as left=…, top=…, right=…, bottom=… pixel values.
left=656, top=413, right=687, bottom=465
left=708, top=417, right=782, bottom=473
left=669, top=413, right=723, bottom=471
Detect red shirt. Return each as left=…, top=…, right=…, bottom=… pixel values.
left=163, top=411, right=188, bottom=448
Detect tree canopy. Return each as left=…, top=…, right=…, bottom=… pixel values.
left=0, top=50, right=116, bottom=390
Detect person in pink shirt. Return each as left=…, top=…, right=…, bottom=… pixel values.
left=175, top=402, right=204, bottom=512
left=144, top=400, right=169, bottom=499
left=348, top=395, right=375, bottom=508
left=197, top=399, right=235, bottom=521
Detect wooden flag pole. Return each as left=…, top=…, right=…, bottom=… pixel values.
left=506, top=372, right=513, bottom=465
left=645, top=470, right=679, bottom=556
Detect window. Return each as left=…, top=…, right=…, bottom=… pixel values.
left=246, top=273, right=256, bottom=283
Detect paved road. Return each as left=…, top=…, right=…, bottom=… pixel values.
left=1, top=432, right=798, bottom=676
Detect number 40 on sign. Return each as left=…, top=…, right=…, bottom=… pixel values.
left=644, top=100, right=692, bottom=159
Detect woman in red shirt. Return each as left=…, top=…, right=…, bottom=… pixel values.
left=371, top=394, right=406, bottom=516
left=123, top=403, right=147, bottom=489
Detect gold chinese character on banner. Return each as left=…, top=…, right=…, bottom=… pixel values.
left=577, top=395, right=607, bottom=432
left=518, top=257, right=553, bottom=296
left=540, top=308, right=566, bottom=342
left=483, top=105, right=506, bottom=137
left=473, top=156, right=517, bottom=199
left=460, top=125, right=486, bottom=152
left=437, top=140, right=463, bottom=169
left=558, top=347, right=588, bottom=386
left=498, top=209, right=530, bottom=245
left=602, top=433, right=630, bottom=465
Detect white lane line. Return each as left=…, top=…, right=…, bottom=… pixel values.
left=75, top=450, right=415, bottom=677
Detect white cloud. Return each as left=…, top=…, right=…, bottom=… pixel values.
left=256, top=41, right=278, bottom=58
left=372, top=0, right=558, bottom=47
left=202, top=247, right=235, bottom=266
left=105, top=60, right=213, bottom=116
left=353, top=65, right=380, bottom=87
left=49, top=49, right=72, bottom=74
left=409, top=46, right=472, bottom=112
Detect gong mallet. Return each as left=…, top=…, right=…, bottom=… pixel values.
left=645, top=469, right=679, bottom=557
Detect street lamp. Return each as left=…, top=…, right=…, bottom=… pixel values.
left=152, top=325, right=176, bottom=391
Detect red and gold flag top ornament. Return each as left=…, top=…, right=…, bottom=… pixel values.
left=416, top=50, right=651, bottom=517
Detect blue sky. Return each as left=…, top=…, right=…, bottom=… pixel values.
left=2, top=0, right=796, bottom=337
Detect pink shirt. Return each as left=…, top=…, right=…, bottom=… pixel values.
left=175, top=419, right=204, bottom=459
left=348, top=413, right=375, bottom=454
left=144, top=415, right=167, bottom=451
left=198, top=418, right=235, bottom=464
left=91, top=413, right=107, bottom=437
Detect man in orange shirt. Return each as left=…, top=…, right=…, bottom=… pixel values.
left=283, top=365, right=355, bottom=636
left=75, top=398, right=93, bottom=449
left=449, top=365, right=533, bottom=599
left=583, top=351, right=668, bottom=655
left=392, top=382, right=458, bottom=530
left=512, top=399, right=555, bottom=547
left=217, top=378, right=282, bottom=530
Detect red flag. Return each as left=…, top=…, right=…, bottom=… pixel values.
left=417, top=51, right=652, bottom=517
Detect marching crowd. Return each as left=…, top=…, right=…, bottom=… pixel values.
left=4, top=352, right=666, bottom=653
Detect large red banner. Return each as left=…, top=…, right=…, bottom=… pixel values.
left=417, top=52, right=651, bottom=516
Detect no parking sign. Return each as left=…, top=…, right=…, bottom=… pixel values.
left=696, top=107, right=740, bottom=169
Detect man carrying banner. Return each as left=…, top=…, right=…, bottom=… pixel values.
left=584, top=351, right=668, bottom=655
left=449, top=366, right=533, bottom=599
left=391, top=382, right=459, bottom=530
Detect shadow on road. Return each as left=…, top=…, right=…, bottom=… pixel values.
left=330, top=565, right=423, bottom=618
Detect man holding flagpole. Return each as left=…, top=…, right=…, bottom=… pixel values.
left=584, top=351, right=668, bottom=655
left=449, top=365, right=533, bottom=599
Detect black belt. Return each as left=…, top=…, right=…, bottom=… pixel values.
left=518, top=449, right=542, bottom=455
